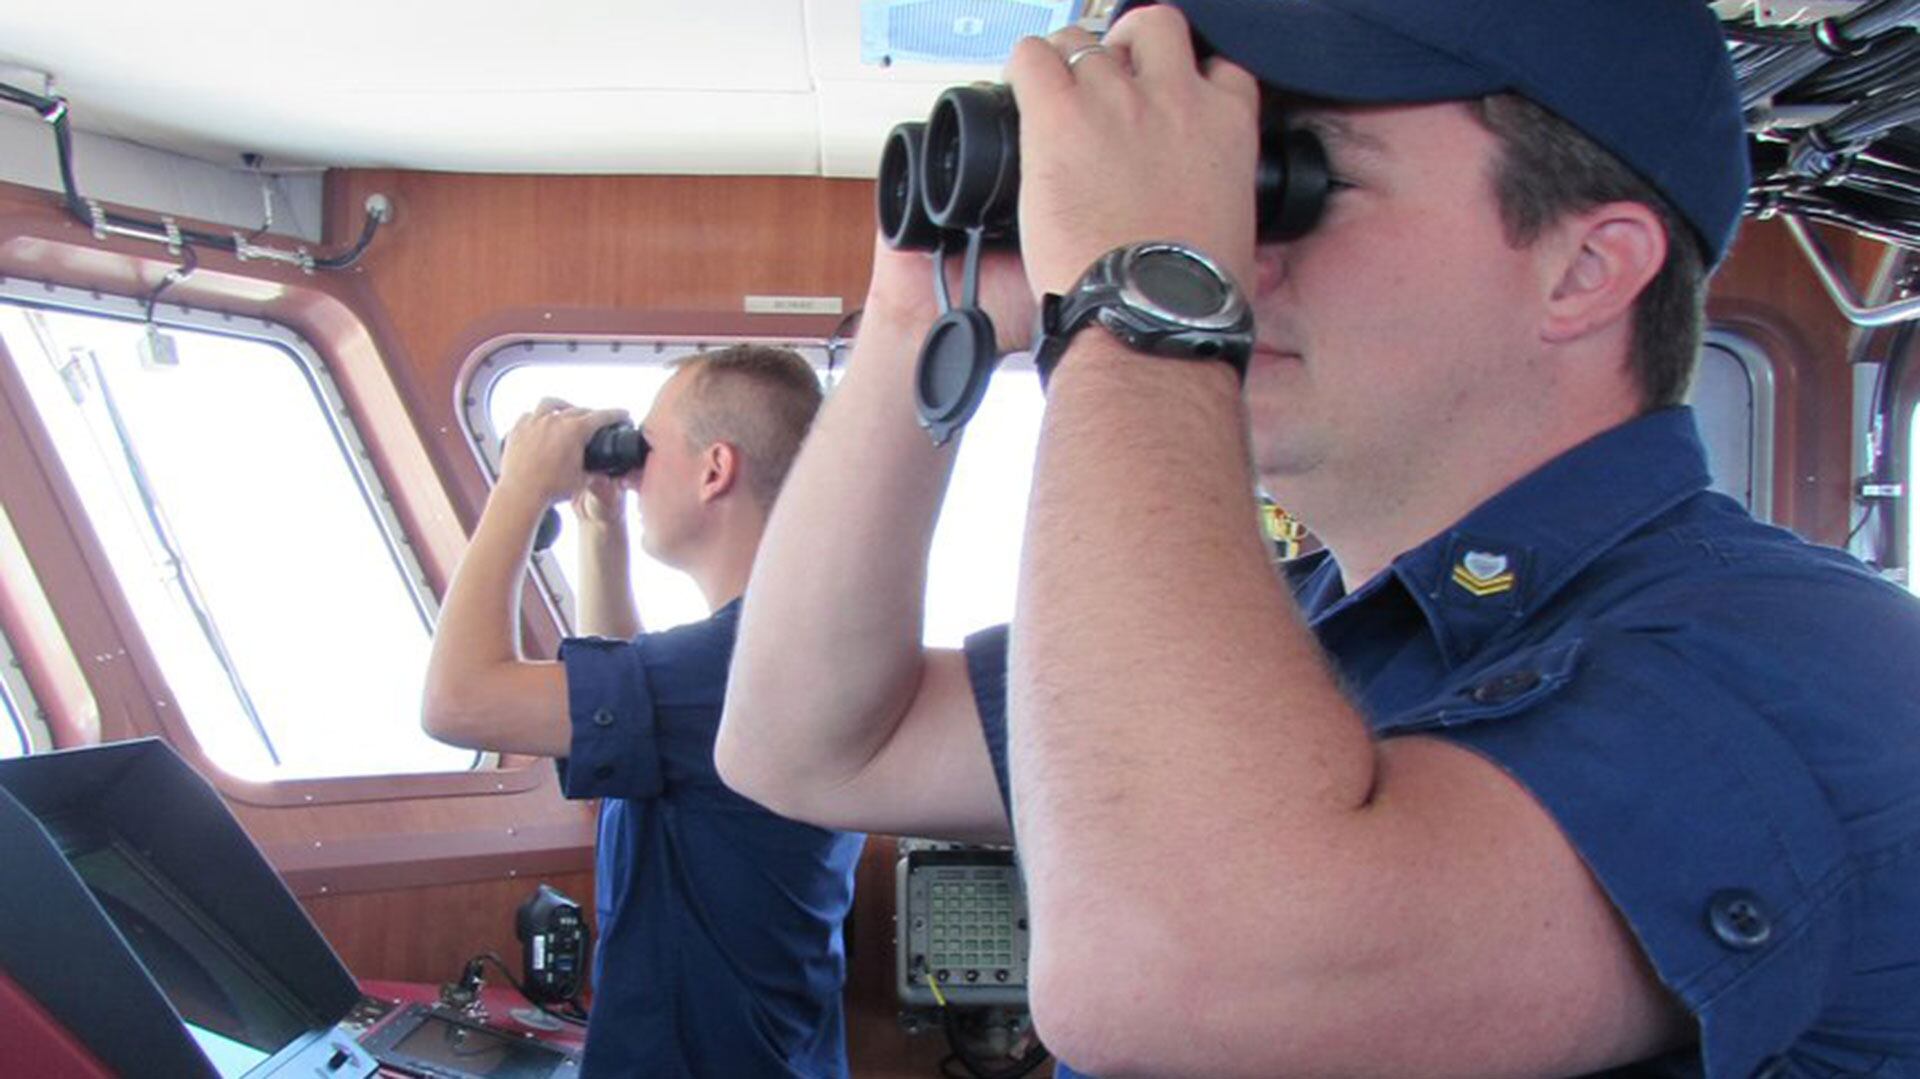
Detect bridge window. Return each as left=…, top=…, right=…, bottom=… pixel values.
left=0, top=289, right=475, bottom=780
left=471, top=339, right=1040, bottom=646
left=1690, top=332, right=1777, bottom=521
left=0, top=627, right=30, bottom=759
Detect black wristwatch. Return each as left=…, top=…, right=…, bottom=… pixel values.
left=1031, top=241, right=1253, bottom=387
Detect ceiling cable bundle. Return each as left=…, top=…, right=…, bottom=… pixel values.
left=1738, top=0, right=1920, bottom=250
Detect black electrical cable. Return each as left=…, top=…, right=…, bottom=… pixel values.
left=1743, top=39, right=1854, bottom=107
left=1836, top=0, right=1920, bottom=46
left=0, top=80, right=386, bottom=271
left=936, top=1009, right=1050, bottom=1079
left=1734, top=0, right=1920, bottom=107
left=1787, top=33, right=1920, bottom=101
left=461, top=951, right=590, bottom=1027
left=1818, top=87, right=1920, bottom=148
left=142, top=245, right=199, bottom=324
left=1725, top=23, right=1821, bottom=47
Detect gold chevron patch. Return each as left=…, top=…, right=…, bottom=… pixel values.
left=1452, top=551, right=1515, bottom=597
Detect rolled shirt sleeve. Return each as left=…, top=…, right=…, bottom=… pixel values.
left=555, top=636, right=666, bottom=800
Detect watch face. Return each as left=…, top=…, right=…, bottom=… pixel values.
left=1128, top=246, right=1228, bottom=319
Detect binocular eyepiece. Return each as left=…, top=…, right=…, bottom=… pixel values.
left=877, top=82, right=1333, bottom=251
left=582, top=422, right=648, bottom=476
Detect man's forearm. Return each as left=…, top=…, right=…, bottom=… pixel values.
left=721, top=310, right=958, bottom=797
left=1010, top=339, right=1379, bottom=1030
left=575, top=522, right=641, bottom=639
left=423, top=481, right=550, bottom=730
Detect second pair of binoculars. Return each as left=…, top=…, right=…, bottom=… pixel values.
left=530, top=422, right=649, bottom=554
left=877, top=82, right=1334, bottom=251
left=582, top=421, right=649, bottom=476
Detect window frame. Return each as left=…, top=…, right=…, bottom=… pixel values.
left=0, top=274, right=550, bottom=805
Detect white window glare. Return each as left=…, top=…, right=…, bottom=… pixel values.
left=1688, top=335, right=1776, bottom=522
left=478, top=343, right=1041, bottom=646
left=0, top=299, right=474, bottom=780
left=0, top=585, right=35, bottom=759
left=1909, top=401, right=1920, bottom=596
left=0, top=652, right=28, bottom=759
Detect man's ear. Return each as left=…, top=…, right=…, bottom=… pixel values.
left=699, top=442, right=740, bottom=503
left=1540, top=201, right=1665, bottom=345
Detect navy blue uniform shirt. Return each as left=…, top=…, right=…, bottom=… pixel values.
left=964, top=408, right=1920, bottom=1078
left=558, top=600, right=866, bottom=1078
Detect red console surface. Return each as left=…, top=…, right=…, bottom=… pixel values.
left=0, top=967, right=115, bottom=1079
left=357, top=979, right=588, bottom=1054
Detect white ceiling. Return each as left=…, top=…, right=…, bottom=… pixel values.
left=0, top=1, right=1018, bottom=178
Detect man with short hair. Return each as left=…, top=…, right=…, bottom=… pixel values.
left=424, top=345, right=863, bottom=1077
left=718, top=2, right=1920, bottom=1075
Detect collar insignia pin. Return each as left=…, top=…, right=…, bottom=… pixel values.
left=1452, top=550, right=1515, bottom=598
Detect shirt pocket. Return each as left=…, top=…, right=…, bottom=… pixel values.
left=1373, top=638, right=1585, bottom=735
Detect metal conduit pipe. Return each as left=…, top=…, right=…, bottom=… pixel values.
left=1785, top=213, right=1920, bottom=325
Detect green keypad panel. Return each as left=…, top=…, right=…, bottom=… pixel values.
left=898, top=845, right=1029, bottom=1006
left=927, top=875, right=1017, bottom=974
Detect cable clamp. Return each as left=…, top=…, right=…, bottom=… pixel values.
left=232, top=230, right=315, bottom=273
left=1812, top=17, right=1871, bottom=58
left=1788, top=126, right=1858, bottom=185
left=85, top=199, right=108, bottom=241
left=1858, top=481, right=1905, bottom=500
left=161, top=216, right=182, bottom=256
left=38, top=97, right=67, bottom=124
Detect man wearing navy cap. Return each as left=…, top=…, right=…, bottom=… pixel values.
left=721, top=1, right=1920, bottom=1075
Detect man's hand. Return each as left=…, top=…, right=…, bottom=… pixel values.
left=1005, top=6, right=1260, bottom=298
left=861, top=232, right=1041, bottom=358
left=501, top=399, right=629, bottom=506
left=573, top=475, right=628, bottom=530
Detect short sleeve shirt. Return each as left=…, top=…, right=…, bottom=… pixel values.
left=963, top=408, right=1920, bottom=1077
left=558, top=600, right=867, bottom=1078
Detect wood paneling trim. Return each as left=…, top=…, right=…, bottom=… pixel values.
left=267, top=819, right=594, bottom=897
left=0, top=413, right=97, bottom=749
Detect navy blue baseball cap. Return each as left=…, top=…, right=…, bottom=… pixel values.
left=1117, top=0, right=1749, bottom=266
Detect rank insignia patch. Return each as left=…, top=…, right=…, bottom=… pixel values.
left=1451, top=550, right=1515, bottom=597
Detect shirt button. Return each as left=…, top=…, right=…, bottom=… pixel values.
left=1469, top=669, right=1541, bottom=705
left=593, top=764, right=614, bottom=780
left=1751, top=1056, right=1788, bottom=1079
left=592, top=708, right=615, bottom=727
left=1707, top=889, right=1772, bottom=950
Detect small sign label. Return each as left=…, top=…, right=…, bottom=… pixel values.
left=744, top=295, right=844, bottom=315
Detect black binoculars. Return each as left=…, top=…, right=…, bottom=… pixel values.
left=582, top=422, right=648, bottom=476
left=531, top=421, right=649, bottom=553
left=877, top=82, right=1332, bottom=251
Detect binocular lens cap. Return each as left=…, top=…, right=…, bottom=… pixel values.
left=914, top=307, right=1000, bottom=446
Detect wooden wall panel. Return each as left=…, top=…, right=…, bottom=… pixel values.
left=324, top=170, right=878, bottom=534
left=1709, top=219, right=1878, bottom=546
left=304, top=871, right=597, bottom=985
